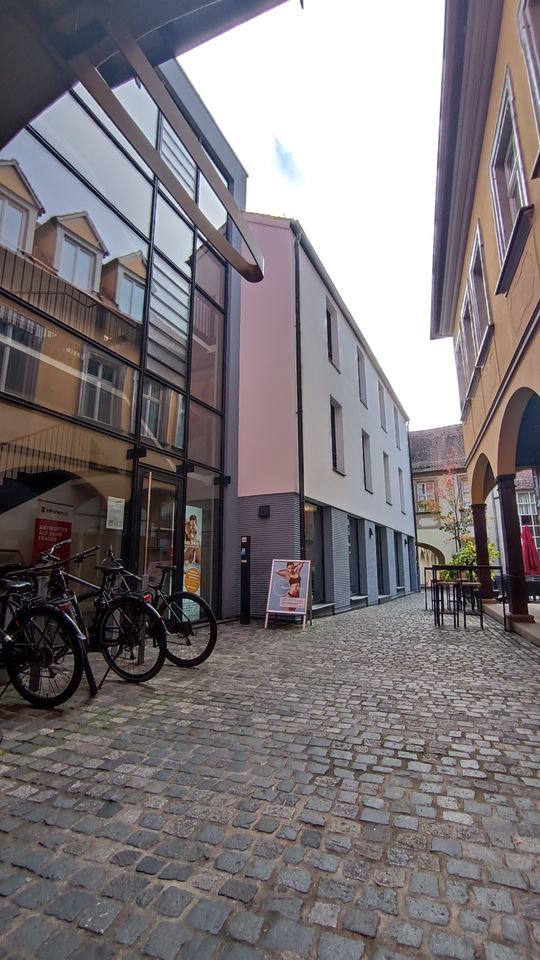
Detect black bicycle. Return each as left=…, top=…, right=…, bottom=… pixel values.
left=22, top=542, right=168, bottom=684
left=103, top=552, right=217, bottom=668
left=0, top=577, right=85, bottom=708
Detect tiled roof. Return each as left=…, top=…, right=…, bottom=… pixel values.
left=409, top=424, right=465, bottom=473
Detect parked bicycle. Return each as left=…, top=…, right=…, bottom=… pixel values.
left=18, top=541, right=167, bottom=684
left=102, top=551, right=217, bottom=667
left=0, top=577, right=85, bottom=708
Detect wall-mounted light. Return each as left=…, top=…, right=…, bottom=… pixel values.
left=403, top=536, right=408, bottom=545
left=369, top=527, right=374, bottom=538
left=258, top=505, right=270, bottom=518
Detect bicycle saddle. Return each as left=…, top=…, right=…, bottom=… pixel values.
left=0, top=578, right=32, bottom=592
left=155, top=563, right=177, bottom=572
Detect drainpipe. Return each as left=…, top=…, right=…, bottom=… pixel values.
left=291, top=221, right=305, bottom=558
left=407, top=429, right=421, bottom=591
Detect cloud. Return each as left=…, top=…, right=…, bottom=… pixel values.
left=273, top=137, right=302, bottom=182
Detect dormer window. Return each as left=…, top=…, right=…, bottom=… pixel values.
left=119, top=271, right=145, bottom=321
left=59, top=236, right=96, bottom=291
left=0, top=196, right=26, bottom=251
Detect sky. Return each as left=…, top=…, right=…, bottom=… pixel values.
left=180, top=0, right=460, bottom=432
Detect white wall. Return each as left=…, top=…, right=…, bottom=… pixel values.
left=299, top=250, right=415, bottom=537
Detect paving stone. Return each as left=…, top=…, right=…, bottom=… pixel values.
left=277, top=865, right=312, bottom=893
left=389, top=921, right=423, bottom=947
left=318, top=931, right=365, bottom=960
left=155, top=886, right=193, bottom=917
left=309, top=901, right=340, bottom=927
left=473, top=886, right=514, bottom=913
left=407, top=897, right=450, bottom=925
left=143, top=920, right=189, bottom=959
left=114, top=908, right=152, bottom=945
left=343, top=906, right=380, bottom=938
left=227, top=910, right=264, bottom=943
left=44, top=889, right=95, bottom=921
left=78, top=898, right=123, bottom=934
left=430, top=931, right=475, bottom=959
left=263, top=917, right=315, bottom=956
left=219, top=878, right=258, bottom=903
left=187, top=897, right=233, bottom=933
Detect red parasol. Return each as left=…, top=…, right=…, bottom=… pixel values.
left=521, top=524, right=540, bottom=576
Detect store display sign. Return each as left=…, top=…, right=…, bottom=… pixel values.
left=265, top=559, right=312, bottom=628
left=106, top=497, right=125, bottom=530
left=183, top=505, right=203, bottom=596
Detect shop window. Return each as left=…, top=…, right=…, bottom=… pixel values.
left=305, top=502, right=325, bottom=603
left=79, top=350, right=124, bottom=428
left=0, top=308, right=43, bottom=400
left=489, top=73, right=528, bottom=259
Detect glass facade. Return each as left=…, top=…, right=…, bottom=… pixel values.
left=0, top=80, right=230, bottom=613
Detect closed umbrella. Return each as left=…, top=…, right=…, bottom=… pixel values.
left=521, top=524, right=540, bottom=576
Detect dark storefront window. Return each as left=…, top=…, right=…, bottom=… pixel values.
left=376, top=525, right=389, bottom=595
left=394, top=530, right=404, bottom=587
left=348, top=516, right=366, bottom=597
left=305, top=502, right=324, bottom=603
left=184, top=467, right=221, bottom=612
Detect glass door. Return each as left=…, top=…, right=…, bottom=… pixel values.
left=138, top=470, right=182, bottom=589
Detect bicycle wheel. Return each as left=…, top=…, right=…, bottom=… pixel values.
left=5, top=603, right=84, bottom=708
left=99, top=595, right=166, bottom=682
left=159, top=592, right=217, bottom=667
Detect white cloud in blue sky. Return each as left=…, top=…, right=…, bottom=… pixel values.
left=181, top=0, right=458, bottom=430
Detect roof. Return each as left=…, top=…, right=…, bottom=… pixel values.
left=409, top=424, right=466, bottom=473
left=430, top=0, right=503, bottom=339
left=0, top=1, right=290, bottom=149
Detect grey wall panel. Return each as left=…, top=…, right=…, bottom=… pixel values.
left=238, top=493, right=300, bottom=616
left=365, top=524, right=379, bottom=604
left=330, top=507, right=351, bottom=613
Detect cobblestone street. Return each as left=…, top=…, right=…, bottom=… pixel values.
left=0, top=593, right=539, bottom=960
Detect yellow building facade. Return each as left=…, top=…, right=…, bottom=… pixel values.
left=432, top=0, right=540, bottom=623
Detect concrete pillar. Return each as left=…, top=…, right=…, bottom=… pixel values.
left=496, top=474, right=532, bottom=621
left=471, top=502, right=494, bottom=600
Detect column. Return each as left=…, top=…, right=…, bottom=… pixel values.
left=496, top=474, right=532, bottom=620
left=471, top=502, right=494, bottom=600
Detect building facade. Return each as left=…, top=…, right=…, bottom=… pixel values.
left=431, top=0, right=540, bottom=622
left=239, top=214, right=417, bottom=617
left=0, top=61, right=247, bottom=617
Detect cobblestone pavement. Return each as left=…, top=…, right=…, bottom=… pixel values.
left=1, top=594, right=540, bottom=960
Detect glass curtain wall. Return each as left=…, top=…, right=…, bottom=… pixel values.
left=0, top=77, right=229, bottom=612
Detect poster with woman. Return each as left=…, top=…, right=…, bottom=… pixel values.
left=265, top=559, right=312, bottom=628
left=183, top=505, right=203, bottom=595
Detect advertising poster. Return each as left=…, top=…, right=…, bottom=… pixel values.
left=265, top=559, right=312, bottom=628
left=32, top=500, right=72, bottom=562
left=183, top=505, right=203, bottom=596
left=106, top=496, right=125, bottom=531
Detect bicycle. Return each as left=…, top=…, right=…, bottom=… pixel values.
left=0, top=577, right=85, bottom=708
left=103, top=552, right=217, bottom=668
left=26, top=541, right=168, bottom=684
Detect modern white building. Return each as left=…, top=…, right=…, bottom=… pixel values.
left=238, top=214, right=417, bottom=616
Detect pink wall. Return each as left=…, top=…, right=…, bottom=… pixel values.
left=238, top=215, right=299, bottom=496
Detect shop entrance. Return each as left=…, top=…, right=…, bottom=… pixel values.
left=137, top=469, right=183, bottom=589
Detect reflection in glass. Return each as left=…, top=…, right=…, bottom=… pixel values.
left=148, top=254, right=190, bottom=389
left=71, top=83, right=156, bottom=174
left=191, top=292, right=223, bottom=410
left=154, top=194, right=194, bottom=276
left=0, top=403, right=132, bottom=570
left=59, top=237, right=95, bottom=291
left=141, top=376, right=185, bottom=453
left=160, top=119, right=196, bottom=199
left=119, top=273, right=145, bottom=321
left=195, top=243, right=225, bottom=307
left=0, top=306, right=43, bottom=400
left=188, top=401, right=221, bottom=470
left=0, top=197, right=25, bottom=251
left=185, top=466, right=221, bottom=612
left=198, top=172, right=227, bottom=233
left=31, top=94, right=152, bottom=235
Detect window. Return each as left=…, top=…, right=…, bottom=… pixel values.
left=398, top=468, right=406, bottom=513
left=416, top=481, right=437, bottom=511
left=378, top=381, right=386, bottom=431
left=394, top=406, right=401, bottom=448
left=454, top=332, right=468, bottom=404
left=59, top=236, right=95, bottom=292
left=119, top=273, right=145, bottom=322
left=326, top=301, right=339, bottom=368
left=459, top=477, right=471, bottom=509
left=0, top=195, right=26, bottom=251
left=383, top=453, right=392, bottom=504
left=0, top=308, right=43, bottom=400
left=141, top=379, right=164, bottom=442
left=460, top=294, right=477, bottom=382
left=357, top=348, right=367, bottom=405
left=329, top=398, right=344, bottom=473
left=469, top=230, right=490, bottom=348
left=518, top=0, right=540, bottom=132
left=490, top=74, right=528, bottom=258
left=517, top=490, right=540, bottom=549
left=80, top=351, right=123, bottom=427
left=362, top=430, right=372, bottom=492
